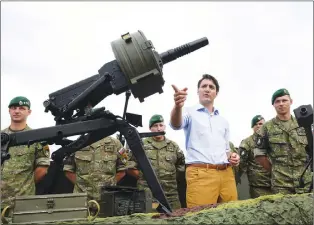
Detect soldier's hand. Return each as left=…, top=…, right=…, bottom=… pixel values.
left=172, top=85, right=188, bottom=109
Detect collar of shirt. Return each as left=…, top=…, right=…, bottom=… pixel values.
left=194, top=103, right=219, bottom=115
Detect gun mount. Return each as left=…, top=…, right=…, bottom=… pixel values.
left=293, top=104, right=313, bottom=192
left=1, top=30, right=209, bottom=214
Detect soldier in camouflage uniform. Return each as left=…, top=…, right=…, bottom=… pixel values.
left=1, top=96, right=50, bottom=215
left=130, top=114, right=186, bottom=210
left=239, top=115, right=272, bottom=198
left=72, top=136, right=129, bottom=201
left=254, top=89, right=312, bottom=194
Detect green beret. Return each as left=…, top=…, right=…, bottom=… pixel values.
left=251, top=115, right=264, bottom=128
left=271, top=88, right=290, bottom=105
left=149, top=114, right=164, bottom=128
left=8, top=96, right=31, bottom=109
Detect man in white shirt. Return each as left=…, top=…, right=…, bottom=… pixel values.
left=170, top=74, right=240, bottom=208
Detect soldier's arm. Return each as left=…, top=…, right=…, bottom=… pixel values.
left=175, top=144, right=186, bottom=184
left=174, top=143, right=186, bottom=172
left=114, top=139, right=127, bottom=182
left=34, top=143, right=50, bottom=183
left=115, top=139, right=139, bottom=182
left=253, top=126, right=271, bottom=172
left=125, top=151, right=140, bottom=180
left=63, top=154, right=76, bottom=184
left=174, top=142, right=187, bottom=208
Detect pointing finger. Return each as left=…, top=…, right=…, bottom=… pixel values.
left=171, top=84, right=179, bottom=93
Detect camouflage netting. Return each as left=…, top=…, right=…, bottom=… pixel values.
left=13, top=193, right=314, bottom=224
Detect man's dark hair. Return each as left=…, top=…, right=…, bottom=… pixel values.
left=197, top=74, right=220, bottom=93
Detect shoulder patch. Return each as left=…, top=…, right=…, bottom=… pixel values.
left=256, top=137, right=263, bottom=147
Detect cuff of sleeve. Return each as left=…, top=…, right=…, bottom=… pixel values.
left=35, top=158, right=50, bottom=167
left=169, top=122, right=184, bottom=130
left=63, top=165, right=75, bottom=173
left=117, top=161, right=137, bottom=171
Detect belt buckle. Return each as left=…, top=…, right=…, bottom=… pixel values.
left=217, top=164, right=226, bottom=170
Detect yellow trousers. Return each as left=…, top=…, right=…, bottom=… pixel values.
left=186, top=166, right=238, bottom=208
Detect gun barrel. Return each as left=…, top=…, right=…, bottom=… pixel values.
left=159, top=37, right=209, bottom=65
left=139, top=132, right=165, bottom=138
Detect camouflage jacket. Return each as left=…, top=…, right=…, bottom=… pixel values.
left=1, top=125, right=50, bottom=208
left=133, top=137, right=185, bottom=209
left=73, top=136, right=126, bottom=201
left=229, top=142, right=241, bottom=181
left=229, top=142, right=238, bottom=154
left=239, top=134, right=271, bottom=187
left=253, top=116, right=312, bottom=190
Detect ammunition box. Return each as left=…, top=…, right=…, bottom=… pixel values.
left=12, top=193, right=88, bottom=224
left=99, top=186, right=152, bottom=217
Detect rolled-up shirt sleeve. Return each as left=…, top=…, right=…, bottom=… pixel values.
left=169, top=108, right=190, bottom=130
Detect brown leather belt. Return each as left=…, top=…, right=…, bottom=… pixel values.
left=187, top=163, right=230, bottom=170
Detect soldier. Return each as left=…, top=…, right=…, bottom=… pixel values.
left=254, top=89, right=312, bottom=194
left=238, top=115, right=272, bottom=198
left=72, top=136, right=131, bottom=201
left=129, top=114, right=186, bottom=210
left=1, top=96, right=51, bottom=216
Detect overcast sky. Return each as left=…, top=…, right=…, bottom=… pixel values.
left=1, top=2, right=313, bottom=156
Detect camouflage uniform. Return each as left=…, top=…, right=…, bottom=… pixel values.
left=229, top=142, right=243, bottom=185
left=229, top=142, right=238, bottom=154
left=1, top=126, right=50, bottom=208
left=239, top=134, right=272, bottom=198
left=253, top=117, right=312, bottom=194
left=72, top=136, right=126, bottom=201
left=135, top=137, right=185, bottom=210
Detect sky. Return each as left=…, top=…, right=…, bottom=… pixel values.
left=1, top=1, right=313, bottom=156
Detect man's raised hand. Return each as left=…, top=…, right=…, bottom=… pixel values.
left=172, top=85, right=188, bottom=109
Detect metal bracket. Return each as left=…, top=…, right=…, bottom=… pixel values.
left=141, top=40, right=153, bottom=50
